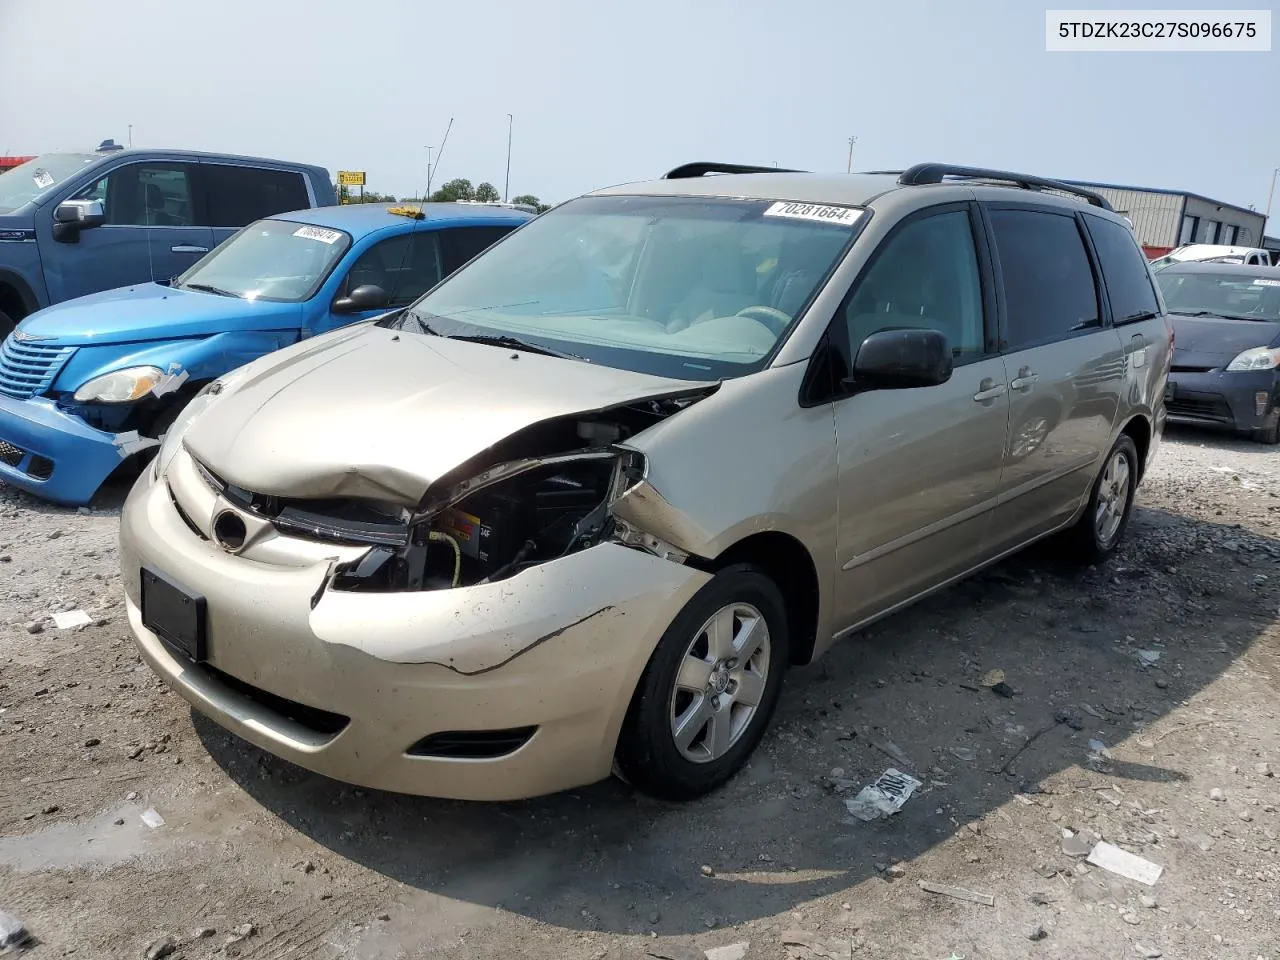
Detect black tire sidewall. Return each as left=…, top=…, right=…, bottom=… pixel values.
left=1252, top=419, right=1280, bottom=445
left=616, top=563, right=789, bottom=800
left=1084, top=434, right=1139, bottom=557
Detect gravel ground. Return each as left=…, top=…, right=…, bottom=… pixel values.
left=1, top=426, right=1278, bottom=960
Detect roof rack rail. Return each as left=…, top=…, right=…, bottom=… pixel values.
left=897, top=163, right=1113, bottom=211
left=663, top=162, right=802, bottom=179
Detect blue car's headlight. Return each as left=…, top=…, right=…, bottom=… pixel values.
left=74, top=366, right=165, bottom=403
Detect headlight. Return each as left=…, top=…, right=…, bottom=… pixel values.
left=1226, top=347, right=1280, bottom=372
left=73, top=366, right=165, bottom=403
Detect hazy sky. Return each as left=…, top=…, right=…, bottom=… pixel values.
left=1, top=0, right=1277, bottom=232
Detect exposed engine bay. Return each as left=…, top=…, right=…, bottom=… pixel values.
left=202, top=392, right=709, bottom=593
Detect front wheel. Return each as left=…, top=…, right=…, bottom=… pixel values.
left=1251, top=417, right=1280, bottom=445
left=615, top=564, right=789, bottom=800
left=1062, top=434, right=1139, bottom=564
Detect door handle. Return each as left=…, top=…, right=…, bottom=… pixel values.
left=973, top=379, right=1007, bottom=403
left=170, top=244, right=209, bottom=254
left=1010, top=372, right=1039, bottom=391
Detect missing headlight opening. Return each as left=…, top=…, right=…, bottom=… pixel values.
left=331, top=453, right=627, bottom=592
left=317, top=393, right=710, bottom=593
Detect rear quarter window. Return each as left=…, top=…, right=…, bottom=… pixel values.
left=1083, top=215, right=1161, bottom=324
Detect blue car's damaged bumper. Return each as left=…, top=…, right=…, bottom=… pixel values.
left=0, top=392, right=133, bottom=504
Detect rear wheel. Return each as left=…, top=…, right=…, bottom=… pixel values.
left=1062, top=434, right=1138, bottom=564
left=615, top=564, right=789, bottom=800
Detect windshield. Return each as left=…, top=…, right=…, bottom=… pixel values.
left=1157, top=271, right=1280, bottom=322
left=175, top=218, right=352, bottom=302
left=0, top=153, right=99, bottom=214
left=403, top=194, right=861, bottom=380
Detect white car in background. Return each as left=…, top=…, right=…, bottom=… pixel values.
left=1150, top=243, right=1275, bottom=271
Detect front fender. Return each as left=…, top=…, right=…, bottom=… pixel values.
left=52, top=329, right=301, bottom=394
left=0, top=260, right=47, bottom=315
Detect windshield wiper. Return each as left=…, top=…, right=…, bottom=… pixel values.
left=1179, top=309, right=1266, bottom=322
left=388, top=310, right=442, bottom=336
left=182, top=282, right=241, bottom=299
left=448, top=333, right=587, bottom=361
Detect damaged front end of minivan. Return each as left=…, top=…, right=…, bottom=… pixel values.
left=185, top=386, right=715, bottom=600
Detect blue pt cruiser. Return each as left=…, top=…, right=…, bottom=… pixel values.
left=0, top=201, right=532, bottom=504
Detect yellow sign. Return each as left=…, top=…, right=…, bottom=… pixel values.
left=337, top=170, right=366, bottom=186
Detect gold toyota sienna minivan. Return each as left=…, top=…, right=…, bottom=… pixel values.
left=119, top=162, right=1171, bottom=801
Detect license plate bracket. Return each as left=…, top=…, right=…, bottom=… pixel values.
left=140, top=566, right=206, bottom=663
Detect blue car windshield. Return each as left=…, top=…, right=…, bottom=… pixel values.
left=404, top=194, right=861, bottom=380
left=0, top=153, right=99, bottom=214
left=175, top=218, right=352, bottom=303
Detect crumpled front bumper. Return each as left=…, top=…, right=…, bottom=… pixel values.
left=0, top=392, right=126, bottom=504
left=119, top=457, right=711, bottom=800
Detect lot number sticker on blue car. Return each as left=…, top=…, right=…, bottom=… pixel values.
left=764, top=201, right=863, bottom=226
left=293, top=226, right=343, bottom=244
left=1254, top=278, right=1280, bottom=287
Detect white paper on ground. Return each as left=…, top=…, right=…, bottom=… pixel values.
left=140, top=808, right=165, bottom=829
left=1086, top=841, right=1163, bottom=885
left=52, top=610, right=92, bottom=629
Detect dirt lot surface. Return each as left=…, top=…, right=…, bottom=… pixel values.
left=2, top=428, right=1279, bottom=960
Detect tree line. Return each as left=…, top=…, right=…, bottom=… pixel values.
left=334, top=178, right=549, bottom=212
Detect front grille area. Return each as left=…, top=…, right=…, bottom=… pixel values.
left=0, top=438, right=23, bottom=467
left=1167, top=395, right=1233, bottom=424
left=0, top=337, right=77, bottom=399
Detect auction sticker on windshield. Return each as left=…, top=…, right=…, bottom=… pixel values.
left=1253, top=278, right=1280, bottom=287
left=32, top=170, right=55, bottom=190
left=293, top=225, right=343, bottom=244
left=764, top=201, right=863, bottom=226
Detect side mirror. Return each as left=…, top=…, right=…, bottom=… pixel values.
left=52, top=200, right=106, bottom=243
left=332, top=284, right=390, bottom=314
left=844, top=328, right=953, bottom=391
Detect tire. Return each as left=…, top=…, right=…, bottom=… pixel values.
left=615, top=564, right=789, bottom=801
left=1062, top=434, right=1139, bottom=564
left=1251, top=417, right=1280, bottom=445
left=0, top=308, right=14, bottom=342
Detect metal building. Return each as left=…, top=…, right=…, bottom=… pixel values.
left=1063, top=179, right=1266, bottom=259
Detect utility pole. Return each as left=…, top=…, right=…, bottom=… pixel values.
left=504, top=114, right=513, bottom=202
left=128, top=125, right=133, bottom=148
left=846, top=136, right=858, bottom=174
left=423, top=145, right=433, bottom=199
left=1266, top=166, right=1279, bottom=228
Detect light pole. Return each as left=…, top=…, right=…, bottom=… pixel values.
left=423, top=145, right=433, bottom=198
left=846, top=136, right=858, bottom=174
left=504, top=114, right=513, bottom=202
left=1265, top=166, right=1279, bottom=229
left=128, top=125, right=133, bottom=148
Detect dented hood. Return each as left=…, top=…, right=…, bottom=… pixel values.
left=182, top=324, right=705, bottom=503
